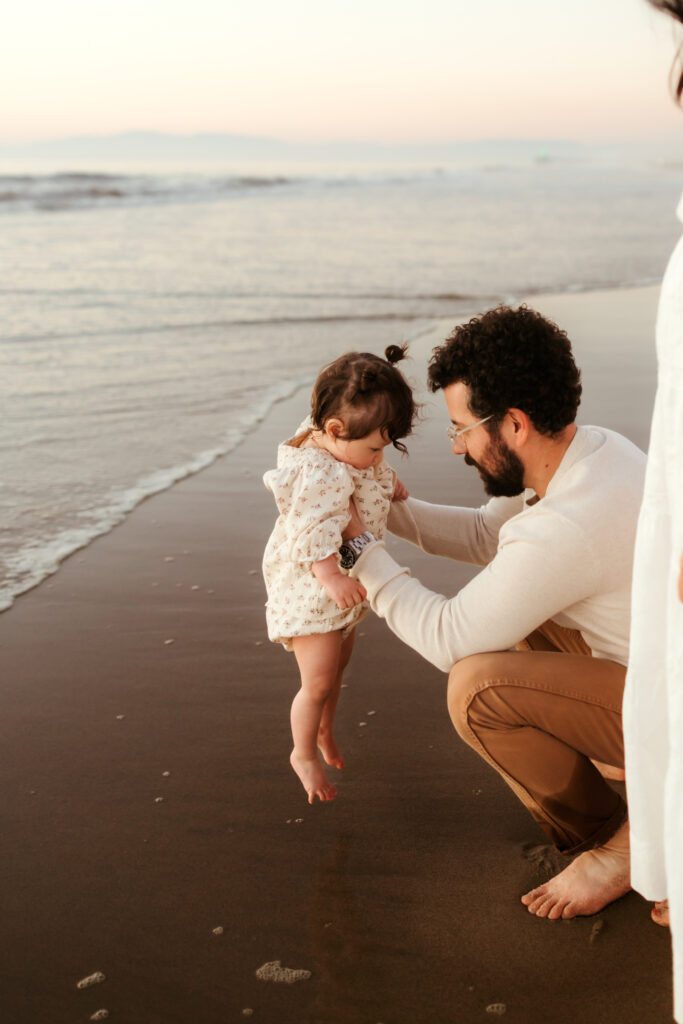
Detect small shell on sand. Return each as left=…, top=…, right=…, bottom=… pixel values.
left=76, top=972, right=106, bottom=989
left=212, top=926, right=224, bottom=936
left=254, top=641, right=263, bottom=646
left=116, top=715, right=125, bottom=720
left=359, top=722, right=367, bottom=727
left=191, top=585, right=200, bottom=590
left=242, top=1010, right=254, bottom=1017
left=367, top=710, right=376, bottom=716
left=162, top=771, right=170, bottom=777
left=164, top=556, right=175, bottom=562
left=90, top=1012, right=109, bottom=1022
left=154, top=797, right=164, bottom=803
left=255, top=960, right=312, bottom=984
left=486, top=1004, right=507, bottom=1015
left=164, top=638, right=175, bottom=645
left=248, top=569, right=258, bottom=576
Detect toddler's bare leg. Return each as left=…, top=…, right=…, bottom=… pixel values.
left=318, top=630, right=355, bottom=769
left=290, top=632, right=343, bottom=804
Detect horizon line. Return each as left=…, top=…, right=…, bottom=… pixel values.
left=1, top=130, right=682, bottom=148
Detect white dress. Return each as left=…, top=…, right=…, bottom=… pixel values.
left=623, top=194, right=683, bottom=1021
left=262, top=420, right=396, bottom=650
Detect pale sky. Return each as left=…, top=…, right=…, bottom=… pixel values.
left=1, top=0, right=682, bottom=144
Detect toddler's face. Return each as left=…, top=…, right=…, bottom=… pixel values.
left=328, top=427, right=391, bottom=470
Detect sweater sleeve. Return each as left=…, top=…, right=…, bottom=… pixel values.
left=387, top=494, right=523, bottom=566
left=351, top=510, right=600, bottom=672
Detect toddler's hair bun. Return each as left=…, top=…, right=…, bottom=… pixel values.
left=385, top=343, right=408, bottom=365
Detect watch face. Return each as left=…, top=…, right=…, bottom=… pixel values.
left=339, top=544, right=354, bottom=570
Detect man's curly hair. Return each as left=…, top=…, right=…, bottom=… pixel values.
left=427, top=305, right=582, bottom=436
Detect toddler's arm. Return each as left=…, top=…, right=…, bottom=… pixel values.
left=312, top=554, right=367, bottom=610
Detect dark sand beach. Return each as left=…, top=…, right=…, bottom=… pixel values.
left=0, top=286, right=676, bottom=1023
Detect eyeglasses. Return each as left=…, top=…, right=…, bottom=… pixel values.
left=446, top=415, right=493, bottom=451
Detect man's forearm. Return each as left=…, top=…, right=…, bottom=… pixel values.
left=348, top=518, right=593, bottom=674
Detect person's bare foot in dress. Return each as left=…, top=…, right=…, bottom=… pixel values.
left=290, top=751, right=337, bottom=804
left=521, top=821, right=630, bottom=919
left=651, top=900, right=670, bottom=927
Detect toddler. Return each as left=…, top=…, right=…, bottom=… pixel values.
left=262, top=345, right=417, bottom=803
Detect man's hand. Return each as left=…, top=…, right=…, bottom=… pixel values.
left=393, top=478, right=409, bottom=502
left=312, top=553, right=367, bottom=609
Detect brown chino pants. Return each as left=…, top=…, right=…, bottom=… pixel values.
left=448, top=620, right=626, bottom=855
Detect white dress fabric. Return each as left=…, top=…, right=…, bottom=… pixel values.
left=623, top=195, right=683, bottom=1021
left=262, top=419, right=396, bottom=649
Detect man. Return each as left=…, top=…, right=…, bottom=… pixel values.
left=340, top=304, right=646, bottom=919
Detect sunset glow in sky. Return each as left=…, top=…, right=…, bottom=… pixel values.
left=2, top=0, right=682, bottom=143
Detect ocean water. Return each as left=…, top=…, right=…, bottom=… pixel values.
left=2, top=150, right=682, bottom=610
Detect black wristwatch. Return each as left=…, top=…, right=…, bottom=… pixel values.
left=339, top=532, right=376, bottom=570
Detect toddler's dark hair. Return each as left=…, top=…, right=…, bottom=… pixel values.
left=310, top=344, right=417, bottom=453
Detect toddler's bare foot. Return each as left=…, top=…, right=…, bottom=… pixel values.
left=590, top=758, right=625, bottom=782
left=317, top=729, right=344, bottom=770
left=652, top=900, right=670, bottom=927
left=521, top=821, right=630, bottom=919
left=290, top=751, right=337, bottom=804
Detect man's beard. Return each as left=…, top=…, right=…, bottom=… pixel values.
left=464, top=431, right=525, bottom=497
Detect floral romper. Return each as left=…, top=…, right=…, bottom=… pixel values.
left=262, top=419, right=396, bottom=649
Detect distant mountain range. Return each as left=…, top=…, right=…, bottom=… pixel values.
left=0, top=131, right=623, bottom=162
left=1, top=131, right=680, bottom=164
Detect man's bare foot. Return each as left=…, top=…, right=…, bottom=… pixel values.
left=590, top=758, right=626, bottom=782
left=317, top=729, right=344, bottom=770
left=652, top=900, right=670, bottom=927
left=521, top=821, right=630, bottom=919
left=290, top=751, right=337, bottom=804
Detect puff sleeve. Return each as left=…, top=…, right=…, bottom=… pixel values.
left=265, top=457, right=355, bottom=565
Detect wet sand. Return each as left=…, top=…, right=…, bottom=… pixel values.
left=0, top=286, right=675, bottom=1023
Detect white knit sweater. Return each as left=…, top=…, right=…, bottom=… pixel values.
left=351, top=425, right=646, bottom=673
